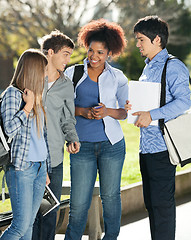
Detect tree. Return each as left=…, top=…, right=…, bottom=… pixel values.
left=0, top=0, right=117, bottom=57
left=114, top=0, right=191, bottom=79
left=0, top=0, right=118, bottom=88
left=0, top=0, right=191, bottom=81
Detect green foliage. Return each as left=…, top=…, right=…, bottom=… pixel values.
left=116, top=0, right=191, bottom=77
left=116, top=44, right=145, bottom=80
left=68, top=48, right=86, bottom=66
left=167, top=8, right=191, bottom=61
left=0, top=0, right=191, bottom=81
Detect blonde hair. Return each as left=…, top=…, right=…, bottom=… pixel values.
left=11, top=48, right=48, bottom=136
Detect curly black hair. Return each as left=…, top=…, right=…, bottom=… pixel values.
left=78, top=19, right=127, bottom=57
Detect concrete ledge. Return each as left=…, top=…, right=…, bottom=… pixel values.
left=175, top=168, right=191, bottom=198
left=57, top=168, right=191, bottom=236
left=61, top=181, right=100, bottom=196
left=2, top=169, right=190, bottom=238
left=121, top=182, right=145, bottom=216
left=121, top=168, right=191, bottom=216
left=57, top=181, right=102, bottom=239
left=121, top=169, right=191, bottom=216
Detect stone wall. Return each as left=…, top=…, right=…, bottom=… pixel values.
left=57, top=168, right=191, bottom=235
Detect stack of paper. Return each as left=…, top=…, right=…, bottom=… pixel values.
left=128, top=81, right=161, bottom=126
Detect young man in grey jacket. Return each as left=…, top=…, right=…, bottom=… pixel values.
left=32, top=30, right=80, bottom=240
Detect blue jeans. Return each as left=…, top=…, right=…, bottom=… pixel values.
left=32, top=162, right=63, bottom=240
left=65, top=139, right=125, bottom=240
left=140, top=151, right=176, bottom=240
left=0, top=161, right=47, bottom=240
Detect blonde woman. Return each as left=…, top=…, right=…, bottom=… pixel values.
left=0, top=49, right=50, bottom=240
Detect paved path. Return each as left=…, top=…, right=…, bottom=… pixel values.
left=119, top=196, right=191, bottom=240
left=56, top=194, right=191, bottom=240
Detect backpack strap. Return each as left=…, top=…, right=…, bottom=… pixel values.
left=1, top=172, right=6, bottom=202
left=159, top=56, right=177, bottom=134
left=0, top=126, right=10, bottom=151
left=72, top=64, right=84, bottom=91
left=0, top=86, right=23, bottom=202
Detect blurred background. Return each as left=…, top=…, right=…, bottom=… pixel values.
left=1, top=0, right=191, bottom=214
left=0, top=0, right=191, bottom=91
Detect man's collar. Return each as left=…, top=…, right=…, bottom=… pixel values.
left=145, top=48, right=168, bottom=65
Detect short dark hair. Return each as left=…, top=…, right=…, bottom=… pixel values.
left=78, top=18, right=127, bottom=57
left=134, top=15, right=169, bottom=49
left=40, top=29, right=75, bottom=55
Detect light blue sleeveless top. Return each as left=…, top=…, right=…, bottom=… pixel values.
left=27, top=112, right=48, bottom=162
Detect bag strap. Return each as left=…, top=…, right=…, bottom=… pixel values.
left=0, top=86, right=23, bottom=146
left=159, top=56, right=177, bottom=134
left=2, top=172, right=6, bottom=202
left=72, top=64, right=84, bottom=91
left=0, top=86, right=23, bottom=202
left=0, top=126, right=10, bottom=151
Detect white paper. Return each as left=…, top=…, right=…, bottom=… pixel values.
left=128, top=81, right=161, bottom=126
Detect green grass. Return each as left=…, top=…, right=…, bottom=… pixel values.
left=62, top=120, right=191, bottom=186
left=61, top=120, right=141, bottom=186
left=1, top=121, right=191, bottom=212
left=120, top=121, right=141, bottom=186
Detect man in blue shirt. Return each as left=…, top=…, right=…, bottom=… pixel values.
left=126, top=16, right=191, bottom=240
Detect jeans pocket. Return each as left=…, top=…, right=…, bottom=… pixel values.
left=19, top=161, right=35, bottom=171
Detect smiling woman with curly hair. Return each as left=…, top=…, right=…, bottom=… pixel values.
left=78, top=18, right=127, bottom=57
left=64, top=18, right=128, bottom=240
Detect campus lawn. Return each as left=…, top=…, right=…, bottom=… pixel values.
left=1, top=120, right=191, bottom=212
left=62, top=120, right=191, bottom=186
left=62, top=120, right=141, bottom=186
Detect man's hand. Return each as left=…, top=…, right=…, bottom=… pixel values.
left=46, top=173, right=50, bottom=186
left=124, top=100, right=132, bottom=112
left=133, top=111, right=152, bottom=128
left=66, top=142, right=80, bottom=154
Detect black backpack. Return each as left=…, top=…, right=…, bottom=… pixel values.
left=0, top=94, right=11, bottom=202
left=72, top=64, right=84, bottom=91
left=0, top=87, right=23, bottom=201
left=0, top=87, right=24, bottom=171
left=0, top=97, right=10, bottom=172
left=0, top=86, right=24, bottom=172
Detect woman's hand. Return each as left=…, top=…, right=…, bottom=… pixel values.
left=91, top=103, right=107, bottom=120
left=46, top=173, right=50, bottom=186
left=22, top=88, right=34, bottom=116
left=75, top=107, right=94, bottom=119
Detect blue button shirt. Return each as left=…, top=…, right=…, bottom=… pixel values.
left=139, top=48, right=191, bottom=154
